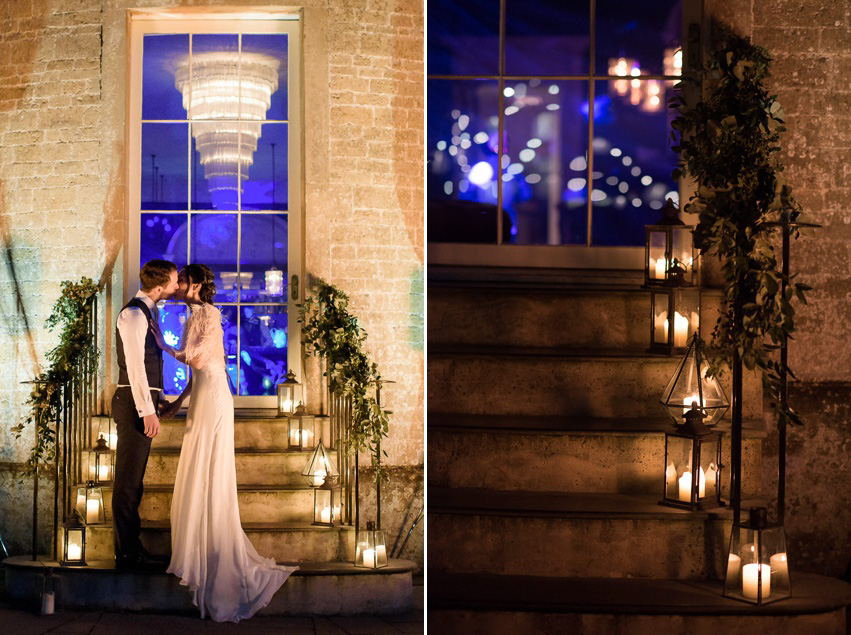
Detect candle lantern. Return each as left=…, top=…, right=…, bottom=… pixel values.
left=723, top=507, right=791, bottom=605
left=60, top=517, right=86, bottom=566
left=288, top=404, right=316, bottom=450
left=660, top=404, right=723, bottom=510
left=649, top=286, right=701, bottom=354
left=87, top=434, right=115, bottom=484
left=95, top=415, right=117, bottom=451
left=645, top=198, right=698, bottom=287
left=276, top=370, right=302, bottom=417
left=355, top=521, right=388, bottom=569
left=76, top=481, right=106, bottom=525
left=302, top=441, right=339, bottom=487
left=661, top=334, right=729, bottom=426
left=312, top=479, right=342, bottom=526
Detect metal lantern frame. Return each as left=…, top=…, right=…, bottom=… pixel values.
left=355, top=520, right=388, bottom=569
left=648, top=286, right=701, bottom=355
left=276, top=370, right=302, bottom=418
left=660, top=334, right=730, bottom=426
left=76, top=481, right=106, bottom=525
left=660, top=405, right=723, bottom=511
left=287, top=404, right=316, bottom=451
left=302, top=441, right=339, bottom=487
left=723, top=507, right=791, bottom=605
left=90, top=434, right=115, bottom=485
left=644, top=200, right=698, bottom=287
left=312, top=479, right=342, bottom=527
left=59, top=517, right=86, bottom=567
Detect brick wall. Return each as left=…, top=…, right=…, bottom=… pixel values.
left=0, top=0, right=424, bottom=568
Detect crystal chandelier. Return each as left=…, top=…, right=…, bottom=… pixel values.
left=174, top=52, right=280, bottom=206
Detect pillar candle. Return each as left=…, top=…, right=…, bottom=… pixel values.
left=320, top=506, right=331, bottom=523
left=725, top=553, right=741, bottom=588
left=678, top=470, right=692, bottom=502
left=770, top=552, right=789, bottom=583
left=665, top=463, right=677, bottom=493
left=41, top=590, right=55, bottom=615
left=653, top=258, right=666, bottom=279
left=86, top=499, right=99, bottom=524
left=375, top=544, right=387, bottom=565
left=698, top=467, right=706, bottom=498
left=67, top=542, right=82, bottom=561
left=362, top=548, right=376, bottom=568
left=98, top=464, right=109, bottom=482
left=742, top=563, right=770, bottom=599
left=673, top=311, right=689, bottom=347
left=109, top=433, right=118, bottom=450
left=654, top=311, right=668, bottom=342
left=312, top=468, right=327, bottom=487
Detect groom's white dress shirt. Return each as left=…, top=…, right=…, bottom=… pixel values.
left=116, top=290, right=162, bottom=418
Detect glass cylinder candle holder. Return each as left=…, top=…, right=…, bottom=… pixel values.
left=302, top=441, right=339, bottom=487
left=645, top=199, right=698, bottom=286
left=355, top=521, right=388, bottom=569
left=660, top=334, right=730, bottom=426
left=60, top=518, right=86, bottom=566
left=276, top=370, right=302, bottom=417
left=723, top=507, right=791, bottom=605
left=649, top=286, right=701, bottom=355
left=288, top=404, right=316, bottom=450
left=312, top=481, right=342, bottom=527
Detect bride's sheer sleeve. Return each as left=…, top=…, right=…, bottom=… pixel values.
left=179, top=303, right=225, bottom=370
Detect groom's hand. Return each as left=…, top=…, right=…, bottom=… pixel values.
left=143, top=413, right=160, bottom=438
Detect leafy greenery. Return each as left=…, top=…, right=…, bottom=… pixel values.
left=297, top=278, right=391, bottom=475
left=671, top=26, right=814, bottom=427
left=12, top=278, right=101, bottom=475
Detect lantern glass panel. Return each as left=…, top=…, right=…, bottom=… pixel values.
left=96, top=417, right=117, bottom=451
left=724, top=524, right=790, bottom=604
left=671, top=226, right=697, bottom=281
left=647, top=230, right=667, bottom=281
left=355, top=528, right=388, bottom=569
left=661, top=336, right=730, bottom=425
left=302, top=441, right=339, bottom=487
left=697, top=438, right=720, bottom=500
left=85, top=486, right=106, bottom=525
left=63, top=527, right=85, bottom=565
left=313, top=486, right=340, bottom=525
left=652, top=291, right=669, bottom=346
left=288, top=414, right=316, bottom=450
left=76, top=486, right=87, bottom=519
left=664, top=435, right=693, bottom=503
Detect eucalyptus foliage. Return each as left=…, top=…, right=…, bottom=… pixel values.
left=671, top=27, right=814, bottom=427
left=12, top=277, right=101, bottom=475
left=298, top=278, right=391, bottom=474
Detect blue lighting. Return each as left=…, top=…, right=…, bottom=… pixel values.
left=270, top=328, right=287, bottom=349
left=241, top=350, right=252, bottom=364
left=580, top=95, right=612, bottom=122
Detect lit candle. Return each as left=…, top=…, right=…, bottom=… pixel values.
left=86, top=499, right=99, bottom=524
left=742, top=563, right=771, bottom=599
left=375, top=544, right=387, bottom=565
left=654, top=311, right=668, bottom=342
left=770, top=552, right=789, bottom=583
left=655, top=257, right=667, bottom=279
left=741, top=543, right=756, bottom=562
left=282, top=398, right=293, bottom=413
left=290, top=429, right=314, bottom=445
left=362, top=548, right=376, bottom=568
left=725, top=553, right=741, bottom=588
left=673, top=311, right=689, bottom=347
left=320, top=506, right=331, bottom=523
left=312, top=468, right=327, bottom=486
left=698, top=466, right=706, bottom=498
left=683, top=394, right=702, bottom=408
left=678, top=470, right=692, bottom=502
left=109, top=433, right=118, bottom=450
left=67, top=542, right=82, bottom=561
left=98, top=464, right=109, bottom=482
left=665, top=462, right=677, bottom=493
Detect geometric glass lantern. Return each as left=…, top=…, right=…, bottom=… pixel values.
left=723, top=507, right=791, bottom=605
left=312, top=479, right=342, bottom=527
left=88, top=434, right=115, bottom=485
left=649, top=286, right=701, bottom=354
left=355, top=521, right=388, bottom=569
left=60, top=516, right=86, bottom=566
left=77, top=481, right=106, bottom=525
left=288, top=404, right=316, bottom=450
left=276, top=370, right=302, bottom=417
left=302, top=441, right=339, bottom=487
left=659, top=404, right=723, bottom=511
left=645, top=198, right=698, bottom=286
left=661, top=334, right=730, bottom=426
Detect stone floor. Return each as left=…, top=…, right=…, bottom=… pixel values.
left=0, top=567, right=424, bottom=634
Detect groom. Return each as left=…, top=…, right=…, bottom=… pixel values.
left=112, top=259, right=183, bottom=570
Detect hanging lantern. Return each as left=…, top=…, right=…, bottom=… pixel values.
left=645, top=198, right=698, bottom=286
left=76, top=481, right=106, bottom=525
left=87, top=434, right=115, bottom=484
left=60, top=517, right=86, bottom=566
left=649, top=286, right=700, bottom=354
left=276, top=370, right=302, bottom=417
left=661, top=334, right=729, bottom=426
left=312, top=479, right=342, bottom=526
left=355, top=521, right=388, bottom=569
left=302, top=441, right=339, bottom=487
left=265, top=266, right=284, bottom=296
left=287, top=404, right=316, bottom=450
left=723, top=507, right=791, bottom=605
left=659, top=404, right=723, bottom=510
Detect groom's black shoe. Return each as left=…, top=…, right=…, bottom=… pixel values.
left=116, top=549, right=168, bottom=572
left=139, top=545, right=170, bottom=565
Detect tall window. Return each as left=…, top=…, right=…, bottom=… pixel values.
left=128, top=11, right=302, bottom=405
left=428, top=0, right=692, bottom=267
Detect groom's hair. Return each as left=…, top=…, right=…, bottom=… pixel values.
left=140, top=259, right=177, bottom=291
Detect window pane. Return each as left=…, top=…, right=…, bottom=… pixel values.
left=158, top=303, right=189, bottom=396
left=242, top=34, right=288, bottom=121
left=140, top=213, right=188, bottom=269
left=596, top=0, right=683, bottom=76
left=505, top=0, right=590, bottom=76
left=190, top=213, right=238, bottom=302
left=427, top=79, right=502, bottom=243
left=141, top=124, right=188, bottom=210
left=242, top=124, right=288, bottom=211
left=240, top=214, right=288, bottom=302
left=503, top=80, right=589, bottom=245
left=427, top=0, right=499, bottom=76
left=190, top=121, right=240, bottom=211
left=143, top=34, right=189, bottom=121
left=591, top=80, right=678, bottom=246
left=220, top=305, right=238, bottom=395
left=240, top=306, right=287, bottom=396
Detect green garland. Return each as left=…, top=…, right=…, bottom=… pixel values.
left=297, top=278, right=391, bottom=475
left=671, top=26, right=814, bottom=427
left=11, top=277, right=101, bottom=475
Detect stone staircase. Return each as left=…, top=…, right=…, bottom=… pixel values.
left=427, top=268, right=851, bottom=632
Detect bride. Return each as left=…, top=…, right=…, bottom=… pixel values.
left=151, top=263, right=297, bottom=622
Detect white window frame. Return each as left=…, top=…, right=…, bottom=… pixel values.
left=127, top=8, right=304, bottom=408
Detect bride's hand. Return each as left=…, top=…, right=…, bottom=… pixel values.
left=159, top=399, right=182, bottom=419
left=149, top=319, right=168, bottom=351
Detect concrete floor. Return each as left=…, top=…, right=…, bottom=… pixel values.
left=0, top=568, right=424, bottom=634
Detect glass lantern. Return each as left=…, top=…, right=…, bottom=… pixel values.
left=660, top=404, right=723, bottom=510
left=288, top=404, right=316, bottom=450
left=645, top=198, right=698, bottom=287
left=649, top=286, right=701, bottom=355
left=312, top=480, right=342, bottom=527
left=302, top=441, right=339, bottom=487
left=95, top=415, right=117, bottom=451
left=276, top=370, right=302, bottom=417
left=60, top=517, right=86, bottom=566
left=661, top=334, right=730, bottom=426
left=76, top=481, right=106, bottom=525
left=355, top=521, right=388, bottom=569
left=88, top=434, right=114, bottom=484
left=723, top=507, right=791, bottom=605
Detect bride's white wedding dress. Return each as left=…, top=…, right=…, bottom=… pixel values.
left=166, top=302, right=297, bottom=622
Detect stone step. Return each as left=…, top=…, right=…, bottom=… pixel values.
left=142, top=448, right=327, bottom=486
left=428, top=414, right=765, bottom=496
left=82, top=522, right=357, bottom=563
left=429, top=285, right=724, bottom=350
left=428, top=345, right=763, bottom=420
left=428, top=488, right=766, bottom=579
left=3, top=555, right=415, bottom=616
left=153, top=417, right=317, bottom=451
left=428, top=571, right=851, bottom=634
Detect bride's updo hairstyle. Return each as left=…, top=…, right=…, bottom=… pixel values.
left=182, top=264, right=216, bottom=304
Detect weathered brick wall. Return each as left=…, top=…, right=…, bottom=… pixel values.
left=0, top=0, right=424, bottom=568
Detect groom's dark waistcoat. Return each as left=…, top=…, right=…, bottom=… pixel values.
left=116, top=297, right=164, bottom=390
